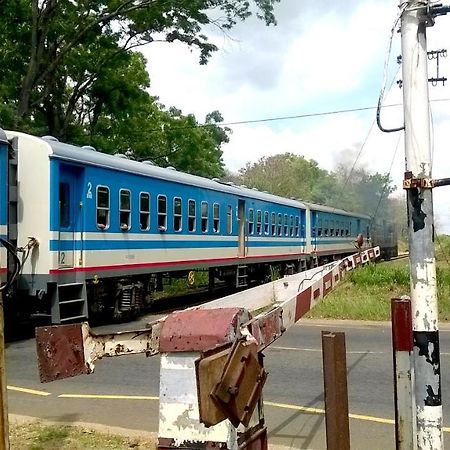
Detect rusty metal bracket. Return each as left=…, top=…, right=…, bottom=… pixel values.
left=197, top=339, right=267, bottom=428
left=403, top=172, right=433, bottom=189
left=403, top=172, right=450, bottom=189
left=36, top=320, right=163, bottom=382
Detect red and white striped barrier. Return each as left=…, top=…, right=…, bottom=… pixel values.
left=36, top=247, right=380, bottom=450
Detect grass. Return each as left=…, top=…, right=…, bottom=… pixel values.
left=10, top=421, right=156, bottom=450
left=308, top=236, right=450, bottom=321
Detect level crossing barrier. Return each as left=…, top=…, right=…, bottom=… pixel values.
left=36, top=247, right=380, bottom=449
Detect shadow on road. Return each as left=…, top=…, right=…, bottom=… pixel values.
left=267, top=350, right=370, bottom=449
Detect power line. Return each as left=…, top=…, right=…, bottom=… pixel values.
left=141, top=98, right=450, bottom=133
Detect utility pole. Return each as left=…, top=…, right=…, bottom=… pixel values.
left=400, top=1, right=443, bottom=448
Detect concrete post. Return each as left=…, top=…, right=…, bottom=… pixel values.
left=400, top=1, right=443, bottom=448
left=157, top=307, right=267, bottom=449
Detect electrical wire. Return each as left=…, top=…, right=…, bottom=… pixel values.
left=376, top=2, right=407, bottom=133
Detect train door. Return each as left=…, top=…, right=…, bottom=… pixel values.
left=58, top=165, right=82, bottom=269
left=238, top=199, right=246, bottom=257
left=0, top=132, right=8, bottom=285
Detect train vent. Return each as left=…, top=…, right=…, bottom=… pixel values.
left=142, top=160, right=155, bottom=165
left=166, top=166, right=176, bottom=171
left=240, top=184, right=247, bottom=188
left=114, top=154, right=128, bottom=159
left=226, top=181, right=236, bottom=186
left=211, top=178, right=220, bottom=182
left=41, top=135, right=59, bottom=142
left=82, top=145, right=96, bottom=151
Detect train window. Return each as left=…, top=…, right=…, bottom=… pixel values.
left=119, top=189, right=131, bottom=231
left=330, top=220, right=334, bottom=237
left=158, top=195, right=167, bottom=231
left=277, top=213, right=282, bottom=236
left=96, top=186, right=110, bottom=230
left=264, top=211, right=269, bottom=235
left=213, top=203, right=220, bottom=233
left=201, top=201, right=208, bottom=232
left=248, top=209, right=254, bottom=235
left=227, top=205, right=232, bottom=234
left=312, top=226, right=316, bottom=237
left=174, top=197, right=182, bottom=232
left=139, top=193, right=150, bottom=231
left=256, top=210, right=262, bottom=235
left=284, top=214, right=288, bottom=236
left=295, top=216, right=300, bottom=237
left=188, top=200, right=196, bottom=232
left=317, top=219, right=322, bottom=237
left=59, top=183, right=70, bottom=229
left=366, top=226, right=370, bottom=238
left=290, top=215, right=294, bottom=237
left=271, top=213, right=276, bottom=236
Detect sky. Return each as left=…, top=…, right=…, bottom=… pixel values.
left=142, top=0, right=450, bottom=233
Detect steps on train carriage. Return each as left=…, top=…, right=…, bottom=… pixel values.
left=236, top=265, right=248, bottom=288
left=299, top=259, right=308, bottom=272
left=50, top=282, right=88, bottom=324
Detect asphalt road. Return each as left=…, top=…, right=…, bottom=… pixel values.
left=6, top=317, right=450, bottom=449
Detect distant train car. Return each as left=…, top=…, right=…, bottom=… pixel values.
left=0, top=130, right=386, bottom=325
left=371, top=219, right=398, bottom=260
left=305, top=203, right=371, bottom=261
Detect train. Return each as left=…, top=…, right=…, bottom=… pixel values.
left=0, top=130, right=397, bottom=325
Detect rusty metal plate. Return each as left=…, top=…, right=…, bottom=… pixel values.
left=36, top=323, right=88, bottom=383
left=211, top=340, right=267, bottom=428
left=196, top=347, right=231, bottom=427
left=159, top=307, right=249, bottom=353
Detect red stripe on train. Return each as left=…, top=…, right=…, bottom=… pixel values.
left=49, top=252, right=309, bottom=274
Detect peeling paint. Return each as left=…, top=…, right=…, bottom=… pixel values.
left=414, top=332, right=441, bottom=407
left=409, top=189, right=426, bottom=232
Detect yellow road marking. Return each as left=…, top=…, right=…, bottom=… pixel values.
left=270, top=346, right=450, bottom=356
left=9, top=386, right=450, bottom=433
left=58, top=393, right=158, bottom=400
left=264, top=401, right=450, bottom=432
left=270, top=346, right=385, bottom=354
left=7, top=385, right=51, bottom=396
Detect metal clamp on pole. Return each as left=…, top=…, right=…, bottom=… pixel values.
left=403, top=172, right=450, bottom=189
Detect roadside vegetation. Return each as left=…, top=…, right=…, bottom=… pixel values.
left=10, top=422, right=156, bottom=450
left=308, top=235, right=450, bottom=321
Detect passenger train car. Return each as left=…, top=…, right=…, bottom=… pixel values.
left=0, top=130, right=379, bottom=324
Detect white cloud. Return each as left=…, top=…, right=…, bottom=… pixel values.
left=141, top=0, right=450, bottom=232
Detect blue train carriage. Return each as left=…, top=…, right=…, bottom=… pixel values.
left=305, top=202, right=371, bottom=264
left=3, top=131, right=312, bottom=324
left=0, top=130, right=8, bottom=287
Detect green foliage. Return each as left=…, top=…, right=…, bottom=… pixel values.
left=347, top=263, right=410, bottom=287
left=0, top=0, right=278, bottom=176
left=308, top=255, right=450, bottom=321
left=10, top=421, right=156, bottom=449
left=233, top=153, right=401, bottom=220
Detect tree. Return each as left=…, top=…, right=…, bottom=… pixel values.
left=236, top=153, right=329, bottom=201
left=1, top=0, right=279, bottom=134
left=233, top=153, right=398, bottom=219
left=0, top=0, right=279, bottom=176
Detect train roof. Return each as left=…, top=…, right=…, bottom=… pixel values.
left=302, top=202, right=371, bottom=220
left=6, top=131, right=308, bottom=210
